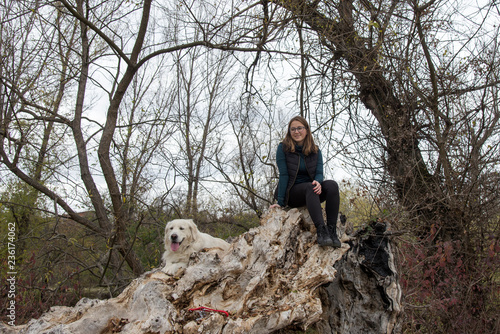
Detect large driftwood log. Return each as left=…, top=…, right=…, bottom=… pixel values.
left=1, top=208, right=401, bottom=334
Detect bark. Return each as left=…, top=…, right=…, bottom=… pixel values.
left=3, top=209, right=401, bottom=333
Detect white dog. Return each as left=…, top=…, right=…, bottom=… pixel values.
left=162, top=219, right=230, bottom=275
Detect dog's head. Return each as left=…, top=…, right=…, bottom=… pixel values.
left=164, top=219, right=199, bottom=252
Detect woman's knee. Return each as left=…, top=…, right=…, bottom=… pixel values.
left=322, top=180, right=339, bottom=193
left=298, top=181, right=313, bottom=191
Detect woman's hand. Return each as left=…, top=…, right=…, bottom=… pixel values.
left=312, top=180, right=322, bottom=195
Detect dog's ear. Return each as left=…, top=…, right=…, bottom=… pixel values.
left=187, top=219, right=201, bottom=240
left=164, top=221, right=172, bottom=244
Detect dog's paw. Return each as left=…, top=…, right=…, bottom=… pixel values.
left=162, top=263, right=185, bottom=276
left=162, top=266, right=176, bottom=275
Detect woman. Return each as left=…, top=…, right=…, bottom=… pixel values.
left=270, top=116, right=341, bottom=248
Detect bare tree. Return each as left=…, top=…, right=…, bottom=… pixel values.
left=0, top=0, right=266, bottom=293
left=207, top=98, right=281, bottom=217
left=171, top=47, right=236, bottom=216
left=0, top=0, right=81, bottom=258
left=258, top=1, right=500, bottom=331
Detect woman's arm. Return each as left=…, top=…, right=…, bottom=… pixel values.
left=275, top=143, right=289, bottom=207
left=314, top=149, right=324, bottom=183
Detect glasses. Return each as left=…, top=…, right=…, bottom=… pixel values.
left=290, top=126, right=306, bottom=133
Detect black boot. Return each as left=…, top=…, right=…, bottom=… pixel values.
left=327, top=224, right=342, bottom=248
left=315, top=224, right=334, bottom=247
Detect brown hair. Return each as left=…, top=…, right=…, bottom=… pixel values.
left=282, top=116, right=318, bottom=156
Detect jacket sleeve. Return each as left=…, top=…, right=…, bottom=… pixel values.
left=276, top=143, right=289, bottom=207
left=314, top=149, right=324, bottom=183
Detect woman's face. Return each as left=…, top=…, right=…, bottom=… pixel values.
left=289, top=120, right=307, bottom=145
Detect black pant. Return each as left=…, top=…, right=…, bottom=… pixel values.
left=287, top=180, right=340, bottom=227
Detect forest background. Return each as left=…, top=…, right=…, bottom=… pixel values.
left=0, top=0, right=499, bottom=332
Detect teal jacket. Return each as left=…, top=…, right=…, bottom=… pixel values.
left=274, top=142, right=323, bottom=207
